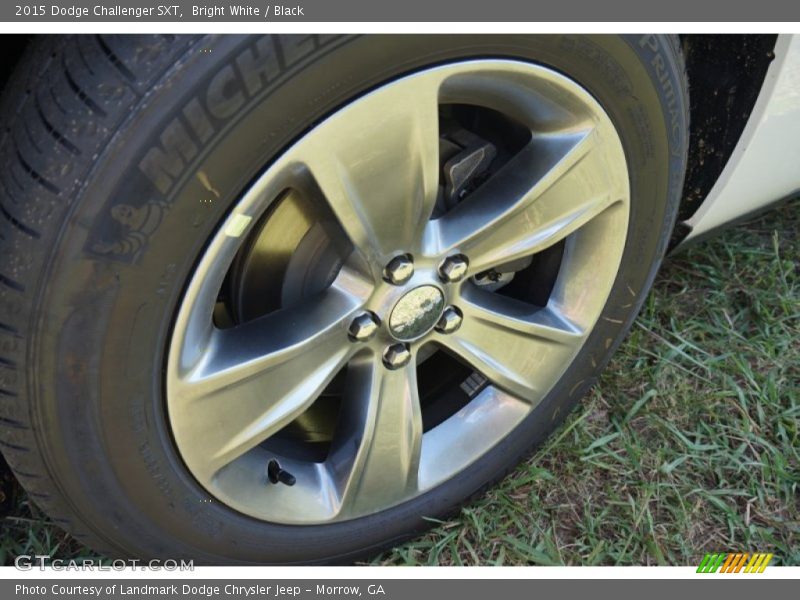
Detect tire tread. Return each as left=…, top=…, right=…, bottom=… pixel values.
left=0, top=34, right=198, bottom=558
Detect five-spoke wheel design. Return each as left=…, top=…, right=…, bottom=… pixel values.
left=166, top=60, right=630, bottom=524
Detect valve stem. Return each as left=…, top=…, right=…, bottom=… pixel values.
left=267, top=460, right=296, bottom=486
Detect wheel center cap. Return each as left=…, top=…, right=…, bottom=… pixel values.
left=388, top=285, right=445, bottom=341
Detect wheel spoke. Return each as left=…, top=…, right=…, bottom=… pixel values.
left=297, top=76, right=441, bottom=268
left=425, top=128, right=624, bottom=273
left=170, top=284, right=362, bottom=481
left=329, top=356, right=423, bottom=517
left=438, top=286, right=585, bottom=403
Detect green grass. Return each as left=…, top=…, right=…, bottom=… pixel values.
left=2, top=202, right=798, bottom=566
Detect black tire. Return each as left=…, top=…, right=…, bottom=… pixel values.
left=0, top=34, right=688, bottom=564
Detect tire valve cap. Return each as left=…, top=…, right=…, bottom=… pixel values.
left=267, top=459, right=296, bottom=486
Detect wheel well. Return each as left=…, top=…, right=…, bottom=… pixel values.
left=677, top=34, right=778, bottom=226
left=0, top=35, right=31, bottom=98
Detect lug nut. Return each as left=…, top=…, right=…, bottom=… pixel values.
left=383, top=343, right=411, bottom=370
left=435, top=306, right=463, bottom=334
left=439, top=254, right=469, bottom=283
left=383, top=254, right=414, bottom=285
left=349, top=311, right=379, bottom=342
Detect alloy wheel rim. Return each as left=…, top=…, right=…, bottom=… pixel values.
left=166, top=59, right=630, bottom=524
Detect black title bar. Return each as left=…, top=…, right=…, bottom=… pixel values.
left=3, top=0, right=800, bottom=22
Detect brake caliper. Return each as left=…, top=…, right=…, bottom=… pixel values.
left=437, top=128, right=530, bottom=291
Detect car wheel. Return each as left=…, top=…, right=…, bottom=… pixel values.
left=0, top=34, right=688, bottom=563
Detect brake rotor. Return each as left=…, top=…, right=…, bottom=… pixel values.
left=226, top=189, right=343, bottom=324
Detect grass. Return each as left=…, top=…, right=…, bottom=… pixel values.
left=2, top=202, right=798, bottom=566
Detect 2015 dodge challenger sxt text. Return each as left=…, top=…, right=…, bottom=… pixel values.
left=0, top=34, right=795, bottom=563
